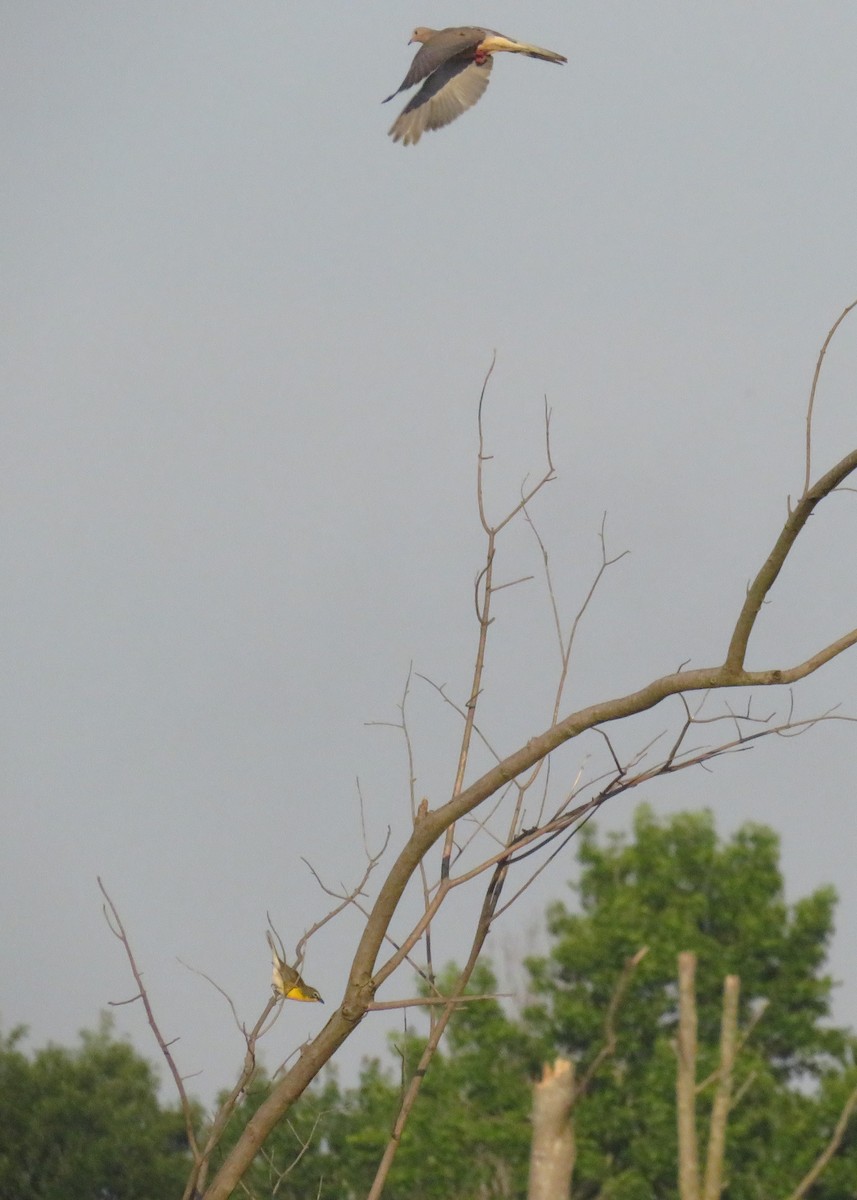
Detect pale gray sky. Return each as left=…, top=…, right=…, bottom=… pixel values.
left=3, top=3, right=857, bottom=1105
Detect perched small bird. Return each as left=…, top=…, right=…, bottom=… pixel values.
left=267, top=932, right=323, bottom=1004
left=384, top=26, right=567, bottom=145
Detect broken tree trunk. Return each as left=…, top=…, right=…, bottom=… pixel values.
left=528, top=1058, right=576, bottom=1200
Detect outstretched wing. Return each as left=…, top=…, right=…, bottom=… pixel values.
left=384, top=27, right=487, bottom=99
left=388, top=57, right=493, bottom=145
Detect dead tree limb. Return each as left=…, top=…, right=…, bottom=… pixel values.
left=528, top=1059, right=576, bottom=1200
left=677, top=952, right=701, bottom=1200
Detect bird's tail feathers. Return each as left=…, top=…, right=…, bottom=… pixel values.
left=479, top=35, right=567, bottom=64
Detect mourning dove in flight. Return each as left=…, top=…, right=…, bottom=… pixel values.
left=267, top=932, right=323, bottom=1003
left=384, top=26, right=567, bottom=145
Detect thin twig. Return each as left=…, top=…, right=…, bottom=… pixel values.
left=98, top=878, right=201, bottom=1163
left=576, top=947, right=649, bottom=1100
left=786, top=1082, right=857, bottom=1200
left=367, top=992, right=507, bottom=1012
left=804, top=299, right=857, bottom=495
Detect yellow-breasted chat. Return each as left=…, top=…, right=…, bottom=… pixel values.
left=266, top=931, right=323, bottom=1003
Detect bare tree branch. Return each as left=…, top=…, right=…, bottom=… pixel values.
left=677, top=952, right=701, bottom=1200
left=365, top=851, right=514, bottom=1200
left=804, top=299, right=857, bottom=494
left=702, top=975, right=740, bottom=1200
left=576, top=947, right=649, bottom=1099
left=98, top=878, right=201, bottom=1169
left=142, top=316, right=857, bottom=1199
left=784, top=1081, right=857, bottom=1200
left=366, top=992, right=506, bottom=1012
left=727, top=447, right=857, bottom=671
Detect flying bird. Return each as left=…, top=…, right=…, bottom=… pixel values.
left=384, top=26, right=567, bottom=146
left=267, top=932, right=324, bottom=1004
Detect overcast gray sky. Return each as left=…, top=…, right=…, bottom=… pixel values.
left=3, top=3, right=857, bottom=1106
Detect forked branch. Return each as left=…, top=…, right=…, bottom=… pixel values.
left=191, top=309, right=857, bottom=1198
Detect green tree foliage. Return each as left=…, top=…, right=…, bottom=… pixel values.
left=384, top=963, right=539, bottom=1199
left=211, top=1067, right=341, bottom=1199
left=15, top=808, right=853, bottom=1199
left=216, top=963, right=539, bottom=1199
left=529, top=805, right=843, bottom=1070
left=0, top=1015, right=192, bottom=1200
left=241, top=806, right=856, bottom=1200
left=525, top=805, right=856, bottom=1199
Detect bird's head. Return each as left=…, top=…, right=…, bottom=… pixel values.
left=409, top=27, right=436, bottom=45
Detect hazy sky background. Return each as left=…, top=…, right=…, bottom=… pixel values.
left=3, top=3, right=857, bottom=1107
